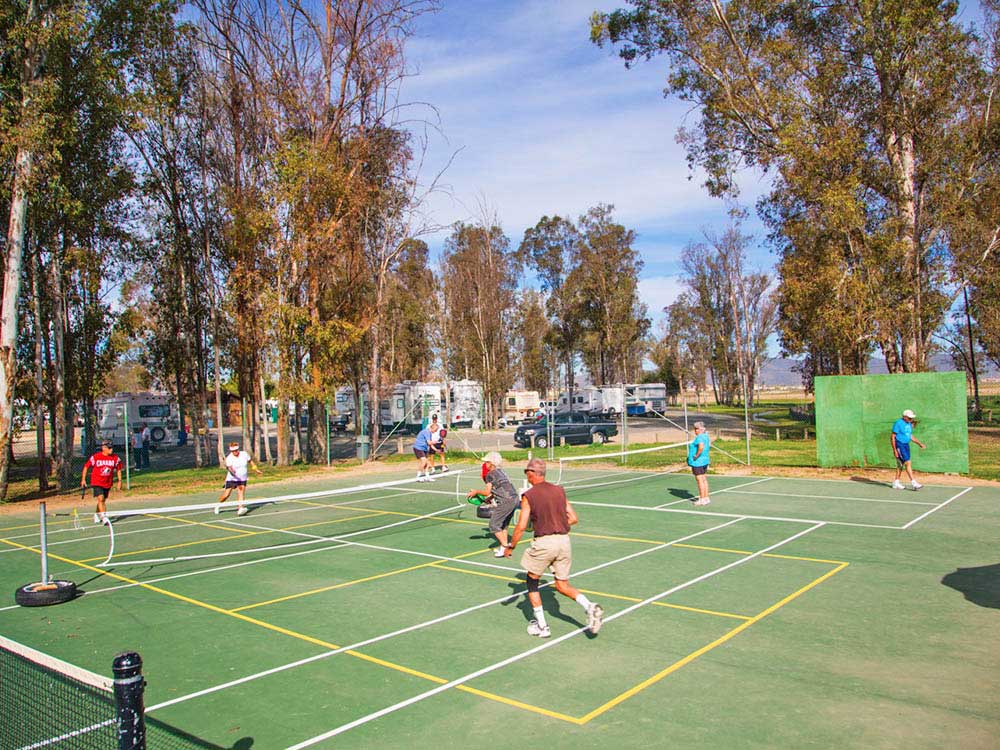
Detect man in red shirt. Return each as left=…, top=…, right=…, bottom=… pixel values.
left=81, top=440, right=123, bottom=524
left=506, top=458, right=604, bottom=638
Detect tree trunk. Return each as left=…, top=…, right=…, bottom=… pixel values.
left=30, top=243, right=48, bottom=492
left=259, top=374, right=272, bottom=464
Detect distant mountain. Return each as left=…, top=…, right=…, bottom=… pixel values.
left=758, top=354, right=999, bottom=387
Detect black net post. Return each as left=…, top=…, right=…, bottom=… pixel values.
left=113, top=652, right=146, bottom=750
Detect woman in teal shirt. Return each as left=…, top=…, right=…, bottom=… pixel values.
left=688, top=421, right=711, bottom=506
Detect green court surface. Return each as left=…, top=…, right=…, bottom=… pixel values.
left=1, top=465, right=998, bottom=749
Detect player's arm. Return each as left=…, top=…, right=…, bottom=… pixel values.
left=565, top=500, right=579, bottom=527
left=467, top=481, right=493, bottom=499
left=81, top=461, right=90, bottom=487
left=891, top=432, right=899, bottom=458
left=913, top=436, right=925, bottom=449
left=250, top=455, right=263, bottom=474
left=693, top=441, right=704, bottom=460
left=115, top=464, right=123, bottom=490
left=506, top=496, right=531, bottom=553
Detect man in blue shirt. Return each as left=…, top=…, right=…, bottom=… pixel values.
left=413, top=423, right=435, bottom=482
left=688, top=421, right=711, bottom=506
left=891, top=409, right=926, bottom=490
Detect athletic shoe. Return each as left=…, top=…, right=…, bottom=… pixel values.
left=441, top=465, right=448, bottom=472
left=214, top=504, right=223, bottom=515
left=526, top=620, right=551, bottom=638
left=693, top=498, right=711, bottom=506
left=587, top=603, right=605, bottom=634
left=493, top=546, right=507, bottom=558
left=425, top=474, right=435, bottom=482
left=911, top=481, right=922, bottom=490
left=236, top=506, right=248, bottom=517
left=93, top=513, right=101, bottom=524
left=892, top=480, right=905, bottom=490
left=94, top=512, right=108, bottom=525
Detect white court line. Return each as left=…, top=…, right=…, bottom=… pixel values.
left=725, top=489, right=937, bottom=506
left=570, top=500, right=906, bottom=530
left=286, top=521, right=824, bottom=749
left=655, top=498, right=693, bottom=508
left=142, top=518, right=744, bottom=716
left=901, top=486, right=974, bottom=529
left=716, top=477, right=774, bottom=494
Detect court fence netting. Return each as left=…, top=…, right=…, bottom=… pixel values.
left=555, top=441, right=691, bottom=484
left=0, top=635, right=145, bottom=750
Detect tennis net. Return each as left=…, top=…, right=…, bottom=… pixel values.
left=87, top=470, right=467, bottom=568
left=555, top=441, right=690, bottom=484
left=0, top=635, right=135, bottom=750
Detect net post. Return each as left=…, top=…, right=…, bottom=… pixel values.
left=113, top=651, right=146, bottom=750
left=39, top=501, right=50, bottom=583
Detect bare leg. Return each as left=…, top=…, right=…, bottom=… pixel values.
left=218, top=487, right=233, bottom=503
left=696, top=474, right=709, bottom=500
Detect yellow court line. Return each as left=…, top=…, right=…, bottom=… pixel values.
left=233, top=548, right=490, bottom=612
left=674, top=542, right=847, bottom=565
left=457, top=685, right=584, bottom=724
left=145, top=513, right=242, bottom=533
left=77, top=509, right=387, bottom=564
left=0, top=535, right=577, bottom=724
left=575, top=562, right=850, bottom=724
left=429, top=565, right=751, bottom=621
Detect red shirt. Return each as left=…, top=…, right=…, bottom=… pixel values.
left=85, top=452, right=122, bottom=488
left=523, top=481, right=571, bottom=537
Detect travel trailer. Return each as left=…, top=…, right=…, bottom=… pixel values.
left=597, top=385, right=646, bottom=417
left=96, top=392, right=179, bottom=449
left=556, top=386, right=603, bottom=414
left=633, top=382, right=668, bottom=414
left=379, top=381, right=443, bottom=433
left=447, top=379, right=483, bottom=428
left=501, top=390, right=541, bottom=424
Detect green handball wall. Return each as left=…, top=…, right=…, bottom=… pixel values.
left=815, top=372, right=969, bottom=474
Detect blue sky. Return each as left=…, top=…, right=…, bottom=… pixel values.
left=398, top=0, right=774, bottom=326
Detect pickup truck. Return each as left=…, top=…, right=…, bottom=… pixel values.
left=513, top=412, right=618, bottom=449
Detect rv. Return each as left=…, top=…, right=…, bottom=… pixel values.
left=501, top=390, right=541, bottom=425
left=334, top=386, right=372, bottom=425
left=633, top=382, right=668, bottom=414
left=379, top=381, right=443, bottom=434
left=597, top=385, right=646, bottom=417
left=447, top=379, right=482, bottom=428
left=96, top=392, right=179, bottom=449
left=556, top=386, right=603, bottom=414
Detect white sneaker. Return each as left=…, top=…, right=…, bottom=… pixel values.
left=214, top=504, right=222, bottom=515
left=236, top=506, right=248, bottom=517
left=93, top=513, right=101, bottom=524
left=526, top=620, right=551, bottom=638
left=693, top=498, right=711, bottom=506
left=587, top=603, right=605, bottom=634
left=493, top=546, right=507, bottom=558
left=425, top=474, right=435, bottom=482
left=441, top=465, right=448, bottom=472
left=94, top=512, right=108, bottom=525
left=911, top=481, right=922, bottom=490
left=892, top=480, right=905, bottom=490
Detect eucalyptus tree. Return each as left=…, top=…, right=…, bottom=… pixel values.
left=1, top=0, right=176, bottom=496
left=518, top=215, right=583, bottom=401
left=593, top=0, right=997, bottom=374
left=441, top=219, right=519, bottom=428
left=568, top=204, right=649, bottom=385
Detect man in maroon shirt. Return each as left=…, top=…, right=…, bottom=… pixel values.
left=506, top=458, right=604, bottom=638
left=81, top=440, right=123, bottom=524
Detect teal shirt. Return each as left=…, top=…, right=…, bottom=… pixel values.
left=688, top=433, right=710, bottom=467
left=892, top=418, right=913, bottom=445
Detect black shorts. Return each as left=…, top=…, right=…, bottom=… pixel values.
left=92, top=486, right=111, bottom=498
left=224, top=480, right=248, bottom=489
left=432, top=443, right=445, bottom=453
left=413, top=448, right=428, bottom=459
left=690, top=465, right=708, bottom=476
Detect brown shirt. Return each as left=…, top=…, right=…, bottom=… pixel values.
left=523, top=481, right=570, bottom=537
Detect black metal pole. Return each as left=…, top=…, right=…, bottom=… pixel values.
left=113, top=651, right=146, bottom=750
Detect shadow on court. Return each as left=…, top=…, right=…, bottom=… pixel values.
left=148, top=715, right=253, bottom=749
left=849, top=476, right=892, bottom=487
left=942, top=564, right=1000, bottom=609
left=501, top=578, right=592, bottom=636
left=668, top=488, right=695, bottom=499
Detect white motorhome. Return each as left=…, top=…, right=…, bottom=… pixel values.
left=448, top=379, right=482, bottom=428
left=334, top=386, right=371, bottom=423
left=501, top=390, right=541, bottom=424
left=556, top=386, right=603, bottom=414
left=96, top=392, right=179, bottom=449
left=633, top=382, right=668, bottom=413
left=379, top=381, right=443, bottom=433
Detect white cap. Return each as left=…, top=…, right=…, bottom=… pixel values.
left=482, top=451, right=503, bottom=467
left=902, top=409, right=916, bottom=419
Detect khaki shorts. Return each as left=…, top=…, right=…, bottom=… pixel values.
left=520, top=534, right=572, bottom=580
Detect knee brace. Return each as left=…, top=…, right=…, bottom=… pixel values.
left=525, top=575, right=540, bottom=594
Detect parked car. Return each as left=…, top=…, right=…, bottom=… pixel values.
left=513, top=412, right=618, bottom=449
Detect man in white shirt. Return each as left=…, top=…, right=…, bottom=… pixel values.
left=215, top=442, right=263, bottom=516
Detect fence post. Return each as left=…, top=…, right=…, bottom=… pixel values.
left=775, top=427, right=781, bottom=442
left=397, top=437, right=404, bottom=454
